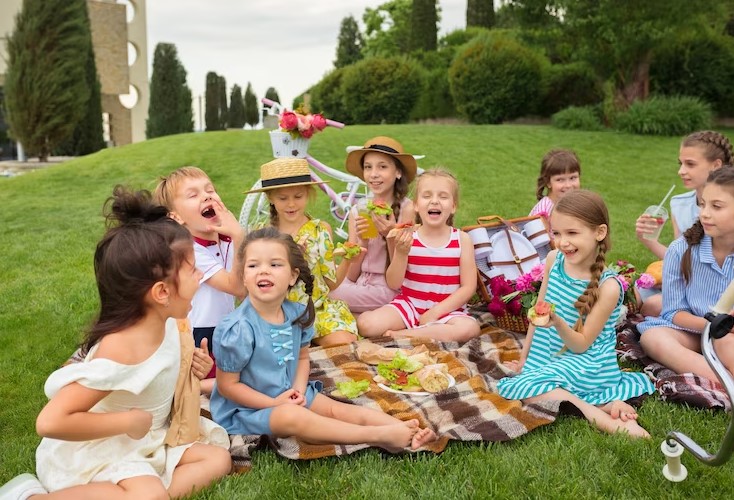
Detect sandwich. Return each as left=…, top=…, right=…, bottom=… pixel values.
left=332, top=241, right=363, bottom=259
left=367, top=199, right=393, bottom=216
left=414, top=364, right=450, bottom=393
left=387, top=221, right=421, bottom=238
left=527, top=301, right=554, bottom=327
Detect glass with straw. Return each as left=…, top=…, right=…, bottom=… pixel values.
left=642, top=185, right=675, bottom=241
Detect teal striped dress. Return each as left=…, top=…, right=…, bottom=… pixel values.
left=497, top=253, right=655, bottom=405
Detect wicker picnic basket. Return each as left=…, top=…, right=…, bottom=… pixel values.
left=494, top=312, right=530, bottom=334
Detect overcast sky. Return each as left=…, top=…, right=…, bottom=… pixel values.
left=145, top=1, right=467, bottom=124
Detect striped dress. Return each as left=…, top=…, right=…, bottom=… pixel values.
left=497, top=252, right=655, bottom=405
left=388, top=227, right=470, bottom=328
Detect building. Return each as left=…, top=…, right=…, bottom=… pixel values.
left=0, top=0, right=149, bottom=149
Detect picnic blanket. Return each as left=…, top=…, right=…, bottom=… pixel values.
left=220, top=325, right=561, bottom=472
left=616, top=315, right=731, bottom=411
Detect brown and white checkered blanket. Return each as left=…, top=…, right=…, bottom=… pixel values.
left=222, top=325, right=560, bottom=472
left=616, top=315, right=731, bottom=412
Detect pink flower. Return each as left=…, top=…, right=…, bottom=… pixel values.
left=300, top=127, right=314, bottom=139
left=529, top=264, right=544, bottom=282
left=488, top=298, right=507, bottom=317
left=507, top=298, right=523, bottom=316
left=635, top=273, right=655, bottom=289
left=515, top=273, right=536, bottom=293
left=297, top=114, right=312, bottom=131
left=279, top=111, right=298, bottom=131
left=311, top=114, right=327, bottom=131
left=615, top=275, right=629, bottom=292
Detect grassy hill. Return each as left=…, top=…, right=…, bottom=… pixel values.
left=1, top=125, right=733, bottom=498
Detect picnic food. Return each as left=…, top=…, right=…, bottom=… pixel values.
left=332, top=242, right=362, bottom=259
left=387, top=222, right=421, bottom=238
left=414, top=364, right=450, bottom=393
left=374, top=350, right=424, bottom=392
left=367, top=199, right=393, bottom=216
left=527, top=301, right=554, bottom=327
left=331, top=379, right=370, bottom=399
left=356, top=343, right=434, bottom=365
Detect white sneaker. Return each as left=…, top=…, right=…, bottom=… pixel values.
left=0, top=474, right=47, bottom=500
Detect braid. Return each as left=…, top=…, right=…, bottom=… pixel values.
left=572, top=240, right=608, bottom=332
left=391, top=170, right=409, bottom=222
left=681, top=220, right=705, bottom=284
left=269, top=202, right=279, bottom=228
left=683, top=130, right=734, bottom=166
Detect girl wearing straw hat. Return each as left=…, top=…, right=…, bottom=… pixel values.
left=246, top=157, right=358, bottom=347
left=330, top=136, right=417, bottom=314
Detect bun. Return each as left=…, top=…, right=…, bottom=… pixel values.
left=105, top=185, right=169, bottom=227
left=387, top=222, right=421, bottom=238
left=527, top=301, right=554, bottom=327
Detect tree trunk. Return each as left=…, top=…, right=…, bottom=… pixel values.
left=618, top=51, right=652, bottom=107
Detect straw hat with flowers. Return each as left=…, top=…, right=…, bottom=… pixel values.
left=345, top=136, right=418, bottom=183
left=244, top=157, right=327, bottom=194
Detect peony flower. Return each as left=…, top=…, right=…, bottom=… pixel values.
left=311, top=113, right=327, bottom=131
left=615, top=275, right=630, bottom=292
left=297, top=113, right=313, bottom=131
left=300, top=127, right=314, bottom=139
left=635, top=273, right=655, bottom=289
left=279, top=111, right=298, bottom=131
left=515, top=273, right=536, bottom=293
left=488, top=298, right=507, bottom=317
left=529, top=263, right=544, bottom=282
left=507, top=298, right=523, bottom=316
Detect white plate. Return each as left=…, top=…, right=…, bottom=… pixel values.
left=377, top=374, right=455, bottom=397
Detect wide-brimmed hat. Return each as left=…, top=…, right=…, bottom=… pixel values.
left=244, top=157, right=327, bottom=194
left=345, top=136, right=418, bottom=183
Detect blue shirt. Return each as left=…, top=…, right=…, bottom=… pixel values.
left=669, top=191, right=698, bottom=235
left=638, top=235, right=734, bottom=334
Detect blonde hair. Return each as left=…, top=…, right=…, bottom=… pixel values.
left=267, top=184, right=317, bottom=228
left=414, top=167, right=459, bottom=226
left=153, top=166, right=210, bottom=210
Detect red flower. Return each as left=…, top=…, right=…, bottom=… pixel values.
left=507, top=298, right=523, bottom=316
left=488, top=298, right=507, bottom=317
left=279, top=111, right=299, bottom=131
left=311, top=113, right=327, bottom=131
left=300, top=127, right=314, bottom=139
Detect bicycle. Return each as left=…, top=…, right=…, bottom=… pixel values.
left=238, top=98, right=423, bottom=239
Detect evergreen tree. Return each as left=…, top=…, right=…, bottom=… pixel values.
left=4, top=0, right=90, bottom=161
left=218, top=75, right=228, bottom=129
left=204, top=71, right=221, bottom=131
left=227, top=84, right=246, bottom=128
left=466, top=0, right=495, bottom=29
left=334, top=16, right=364, bottom=68
left=146, top=43, right=193, bottom=138
left=362, top=0, right=413, bottom=57
left=243, top=82, right=259, bottom=128
left=265, top=87, right=281, bottom=104
left=409, top=0, right=437, bottom=52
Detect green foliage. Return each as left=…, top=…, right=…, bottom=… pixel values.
left=539, top=62, right=603, bottom=116
left=227, top=85, right=245, bottom=129
left=205, top=72, right=223, bottom=131
left=466, top=0, right=495, bottom=28
left=264, top=87, right=281, bottom=105
left=334, top=15, right=364, bottom=68
left=4, top=0, right=90, bottom=160
left=244, top=82, right=259, bottom=128
left=551, top=105, right=604, bottom=131
left=651, top=32, right=734, bottom=117
left=217, top=76, right=228, bottom=129
left=310, top=68, right=352, bottom=124
left=409, top=0, right=438, bottom=52
left=409, top=51, right=456, bottom=120
left=147, top=43, right=193, bottom=138
left=614, top=95, right=713, bottom=136
left=362, top=0, right=412, bottom=57
left=448, top=33, right=546, bottom=123
left=341, top=57, right=422, bottom=124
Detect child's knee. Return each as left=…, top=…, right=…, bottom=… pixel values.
left=210, top=446, right=233, bottom=477
left=357, top=312, right=380, bottom=337
left=270, top=405, right=305, bottom=435
left=639, top=329, right=664, bottom=354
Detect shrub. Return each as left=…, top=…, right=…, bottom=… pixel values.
left=310, top=68, right=352, bottom=123
left=614, top=95, right=712, bottom=136
left=410, top=67, right=456, bottom=120
left=551, top=106, right=604, bottom=131
left=341, top=57, right=422, bottom=124
left=539, top=62, right=602, bottom=117
left=448, top=33, right=546, bottom=124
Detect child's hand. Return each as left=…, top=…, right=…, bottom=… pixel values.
left=275, top=389, right=305, bottom=406
left=354, top=214, right=372, bottom=241
left=373, top=212, right=396, bottom=237
left=391, top=227, right=414, bottom=254
left=206, top=199, right=243, bottom=238
left=635, top=214, right=659, bottom=240
left=126, top=408, right=153, bottom=439
left=418, top=309, right=440, bottom=326
left=504, top=359, right=525, bottom=373
left=192, top=338, right=213, bottom=380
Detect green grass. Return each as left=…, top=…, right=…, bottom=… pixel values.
left=2, top=125, right=734, bottom=498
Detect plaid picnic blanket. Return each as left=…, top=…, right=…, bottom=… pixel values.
left=616, top=315, right=731, bottom=412
left=221, top=324, right=560, bottom=472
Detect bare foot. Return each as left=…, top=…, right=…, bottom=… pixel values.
left=374, top=420, right=419, bottom=452
left=594, top=415, right=650, bottom=439
left=600, top=400, right=638, bottom=421
left=411, top=426, right=438, bottom=450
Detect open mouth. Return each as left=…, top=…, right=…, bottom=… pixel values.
left=201, top=207, right=216, bottom=218
left=257, top=279, right=274, bottom=289
left=427, top=209, right=442, bottom=217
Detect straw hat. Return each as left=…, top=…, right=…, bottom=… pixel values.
left=244, top=157, right=327, bottom=194
left=345, top=136, right=418, bottom=183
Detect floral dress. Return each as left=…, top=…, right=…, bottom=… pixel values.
left=289, top=218, right=357, bottom=339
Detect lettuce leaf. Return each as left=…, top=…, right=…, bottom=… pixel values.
left=335, top=379, right=370, bottom=399
left=377, top=363, right=398, bottom=381
left=390, top=350, right=423, bottom=373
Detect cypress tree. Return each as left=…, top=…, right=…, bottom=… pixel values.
left=334, top=16, right=364, bottom=68
left=466, top=0, right=495, bottom=29
left=204, top=71, right=221, bottom=131
left=227, top=84, right=246, bottom=128
left=244, top=83, right=259, bottom=129
left=4, top=0, right=89, bottom=161
left=146, top=43, right=193, bottom=138
left=409, top=0, right=437, bottom=52
left=218, top=75, right=228, bottom=129
left=265, top=87, right=281, bottom=104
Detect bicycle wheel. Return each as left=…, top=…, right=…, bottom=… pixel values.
left=238, top=180, right=271, bottom=231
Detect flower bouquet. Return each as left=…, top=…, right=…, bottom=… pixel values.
left=609, top=260, right=655, bottom=315
left=270, top=105, right=328, bottom=158
left=487, top=263, right=545, bottom=333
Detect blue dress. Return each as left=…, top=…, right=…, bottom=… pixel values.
left=210, top=298, right=322, bottom=435
left=497, top=253, right=655, bottom=405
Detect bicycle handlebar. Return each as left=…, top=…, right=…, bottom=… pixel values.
left=261, top=98, right=345, bottom=129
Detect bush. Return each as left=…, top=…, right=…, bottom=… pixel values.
left=410, top=67, right=456, bottom=120
left=651, top=33, right=734, bottom=117
left=341, top=57, right=422, bottom=124
left=310, top=68, right=352, bottom=123
left=614, top=95, right=712, bottom=136
left=539, top=62, right=603, bottom=116
left=551, top=106, right=604, bottom=131
left=448, top=33, right=547, bottom=124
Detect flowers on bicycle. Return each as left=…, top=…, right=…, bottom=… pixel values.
left=279, top=106, right=327, bottom=140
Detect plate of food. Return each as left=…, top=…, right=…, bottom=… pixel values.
left=373, top=350, right=455, bottom=396
left=377, top=373, right=455, bottom=397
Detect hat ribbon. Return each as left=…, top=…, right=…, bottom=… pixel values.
left=261, top=174, right=312, bottom=188
left=368, top=144, right=399, bottom=154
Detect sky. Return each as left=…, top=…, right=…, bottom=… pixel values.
left=145, top=1, right=468, bottom=127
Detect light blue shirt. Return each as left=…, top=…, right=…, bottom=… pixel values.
left=669, top=191, right=698, bottom=235
left=638, top=235, right=734, bottom=334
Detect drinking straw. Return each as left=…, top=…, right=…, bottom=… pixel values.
left=657, top=184, right=676, bottom=210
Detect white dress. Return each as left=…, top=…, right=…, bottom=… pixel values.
left=35, top=319, right=229, bottom=492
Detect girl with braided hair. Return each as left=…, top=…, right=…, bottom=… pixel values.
left=498, top=190, right=654, bottom=438
left=636, top=130, right=733, bottom=316
left=210, top=227, right=437, bottom=450
left=639, top=168, right=734, bottom=382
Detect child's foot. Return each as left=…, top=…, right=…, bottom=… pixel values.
left=595, top=415, right=650, bottom=439
left=601, top=400, right=638, bottom=421
left=374, top=419, right=419, bottom=452
left=0, top=473, right=47, bottom=499
left=411, top=426, right=438, bottom=450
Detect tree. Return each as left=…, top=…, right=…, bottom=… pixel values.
left=334, top=15, right=364, bottom=68
left=4, top=0, right=90, bottom=161
left=409, top=0, right=438, bottom=52
left=243, top=82, right=259, bottom=128
left=264, top=87, right=281, bottom=104
left=466, top=0, right=495, bottom=29
left=217, top=75, right=228, bottom=129
left=146, top=43, right=193, bottom=138
left=362, top=0, right=413, bottom=57
left=227, top=84, right=245, bottom=128
left=204, top=71, right=222, bottom=131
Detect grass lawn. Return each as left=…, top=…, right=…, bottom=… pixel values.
left=1, top=125, right=733, bottom=498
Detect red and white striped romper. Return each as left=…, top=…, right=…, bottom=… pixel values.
left=388, top=227, right=470, bottom=328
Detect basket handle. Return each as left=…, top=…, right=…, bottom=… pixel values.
left=476, top=215, right=520, bottom=232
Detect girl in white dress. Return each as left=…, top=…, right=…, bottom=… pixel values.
left=0, top=187, right=231, bottom=499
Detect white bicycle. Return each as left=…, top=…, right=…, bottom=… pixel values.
left=239, top=98, right=423, bottom=239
